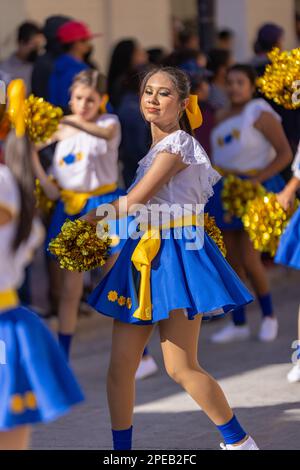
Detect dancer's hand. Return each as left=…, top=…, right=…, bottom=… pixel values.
left=276, top=190, right=295, bottom=211
left=80, top=209, right=105, bottom=226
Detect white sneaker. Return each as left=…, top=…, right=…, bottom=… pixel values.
left=211, top=322, right=250, bottom=344
left=287, top=364, right=300, bottom=383
left=135, top=356, right=158, bottom=380
left=258, top=317, right=278, bottom=342
left=220, top=436, right=259, bottom=450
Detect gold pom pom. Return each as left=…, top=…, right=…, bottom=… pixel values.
left=34, top=177, right=57, bottom=215
left=48, top=219, right=112, bottom=271
left=242, top=193, right=299, bottom=256
left=221, top=175, right=266, bottom=219
left=256, top=47, right=300, bottom=110
left=204, top=213, right=227, bottom=257
left=24, top=95, right=63, bottom=143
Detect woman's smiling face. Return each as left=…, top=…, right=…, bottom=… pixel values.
left=141, top=71, right=187, bottom=128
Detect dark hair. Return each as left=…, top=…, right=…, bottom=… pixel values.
left=207, top=48, right=231, bottom=75
left=17, top=21, right=42, bottom=44
left=227, top=63, right=257, bottom=86
left=218, top=29, right=234, bottom=41
left=107, top=39, right=137, bottom=105
left=178, top=30, right=198, bottom=48
left=71, top=69, right=107, bottom=95
left=139, top=66, right=193, bottom=136
left=4, top=132, right=35, bottom=251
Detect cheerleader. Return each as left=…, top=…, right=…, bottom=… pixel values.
left=32, top=69, right=128, bottom=359
left=0, top=131, right=83, bottom=450
left=275, top=143, right=300, bottom=383
left=206, top=64, right=292, bottom=344
left=81, top=66, right=258, bottom=450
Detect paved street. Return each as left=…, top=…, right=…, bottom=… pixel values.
left=31, top=265, right=300, bottom=450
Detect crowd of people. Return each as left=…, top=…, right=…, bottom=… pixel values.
left=0, top=13, right=300, bottom=451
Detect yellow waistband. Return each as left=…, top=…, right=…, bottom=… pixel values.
left=214, top=166, right=258, bottom=177
left=0, top=290, right=19, bottom=311
left=131, top=214, right=202, bottom=322
left=60, top=182, right=118, bottom=216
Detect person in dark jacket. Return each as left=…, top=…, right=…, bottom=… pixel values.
left=31, top=15, right=71, bottom=99
left=48, top=21, right=100, bottom=112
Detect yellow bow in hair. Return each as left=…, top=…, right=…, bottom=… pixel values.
left=186, top=94, right=203, bottom=130
left=7, top=79, right=26, bottom=137
left=99, top=94, right=109, bottom=114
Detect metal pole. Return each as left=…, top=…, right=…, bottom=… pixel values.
left=197, top=0, right=216, bottom=53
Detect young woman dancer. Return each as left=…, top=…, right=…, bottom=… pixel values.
left=275, top=142, right=300, bottom=383
left=0, top=131, right=83, bottom=450
left=81, top=67, right=258, bottom=450
left=206, top=64, right=292, bottom=344
left=32, top=70, right=127, bottom=359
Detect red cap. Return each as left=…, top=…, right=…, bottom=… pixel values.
left=57, top=21, right=102, bottom=44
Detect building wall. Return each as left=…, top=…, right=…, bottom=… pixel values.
left=216, top=0, right=297, bottom=62
left=0, top=0, right=173, bottom=71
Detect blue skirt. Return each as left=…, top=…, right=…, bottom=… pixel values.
left=275, top=207, right=300, bottom=270
left=46, top=188, right=128, bottom=256
left=0, top=306, right=84, bottom=430
left=206, top=174, right=285, bottom=230
left=88, top=226, right=253, bottom=324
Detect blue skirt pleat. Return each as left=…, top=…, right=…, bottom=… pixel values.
left=88, top=226, right=253, bottom=325
left=0, top=306, right=84, bottom=429
left=275, top=207, right=300, bottom=270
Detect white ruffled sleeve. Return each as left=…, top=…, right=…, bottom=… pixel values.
left=155, top=130, right=221, bottom=203
left=292, top=141, right=300, bottom=179
left=0, top=165, right=20, bottom=216
left=243, top=98, right=281, bottom=128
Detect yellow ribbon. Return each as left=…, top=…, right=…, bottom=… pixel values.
left=99, top=94, right=109, bottom=114
left=131, top=214, right=202, bottom=321
left=7, top=79, right=26, bottom=138
left=0, top=290, right=19, bottom=310
left=60, top=182, right=118, bottom=215
left=186, top=94, right=203, bottom=130
left=213, top=166, right=258, bottom=177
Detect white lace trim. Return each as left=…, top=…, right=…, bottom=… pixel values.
left=128, top=130, right=221, bottom=204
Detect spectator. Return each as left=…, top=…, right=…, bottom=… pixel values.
left=48, top=20, right=100, bottom=111
left=32, top=15, right=71, bottom=99
left=147, top=48, right=166, bottom=66
left=0, top=21, right=44, bottom=94
left=117, top=66, right=152, bottom=188
left=178, top=28, right=199, bottom=50
left=107, top=39, right=148, bottom=109
left=251, top=23, right=284, bottom=76
left=217, top=29, right=235, bottom=52
left=207, top=48, right=232, bottom=112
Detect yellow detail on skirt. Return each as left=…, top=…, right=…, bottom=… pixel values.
left=60, top=182, right=118, bottom=215
left=131, top=214, right=203, bottom=321
left=0, top=289, right=19, bottom=311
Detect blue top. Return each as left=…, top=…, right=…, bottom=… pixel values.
left=48, top=54, right=89, bottom=108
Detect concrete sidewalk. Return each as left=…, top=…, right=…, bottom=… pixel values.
left=32, top=266, right=300, bottom=450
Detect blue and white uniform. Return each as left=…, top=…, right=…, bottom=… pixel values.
left=88, top=130, right=253, bottom=324
left=0, top=164, right=84, bottom=430
left=46, top=114, right=127, bottom=253
left=275, top=142, right=300, bottom=269
left=206, top=99, right=285, bottom=229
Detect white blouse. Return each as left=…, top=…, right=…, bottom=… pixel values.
left=0, top=165, right=44, bottom=292
left=211, top=99, right=281, bottom=172
left=292, top=141, right=300, bottom=180
left=128, top=130, right=220, bottom=224
left=51, top=114, right=121, bottom=192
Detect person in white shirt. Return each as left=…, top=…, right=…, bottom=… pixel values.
left=0, top=131, right=83, bottom=450
left=32, top=70, right=127, bottom=360
left=206, top=64, right=292, bottom=344
left=80, top=66, right=258, bottom=450
left=275, top=142, right=300, bottom=383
